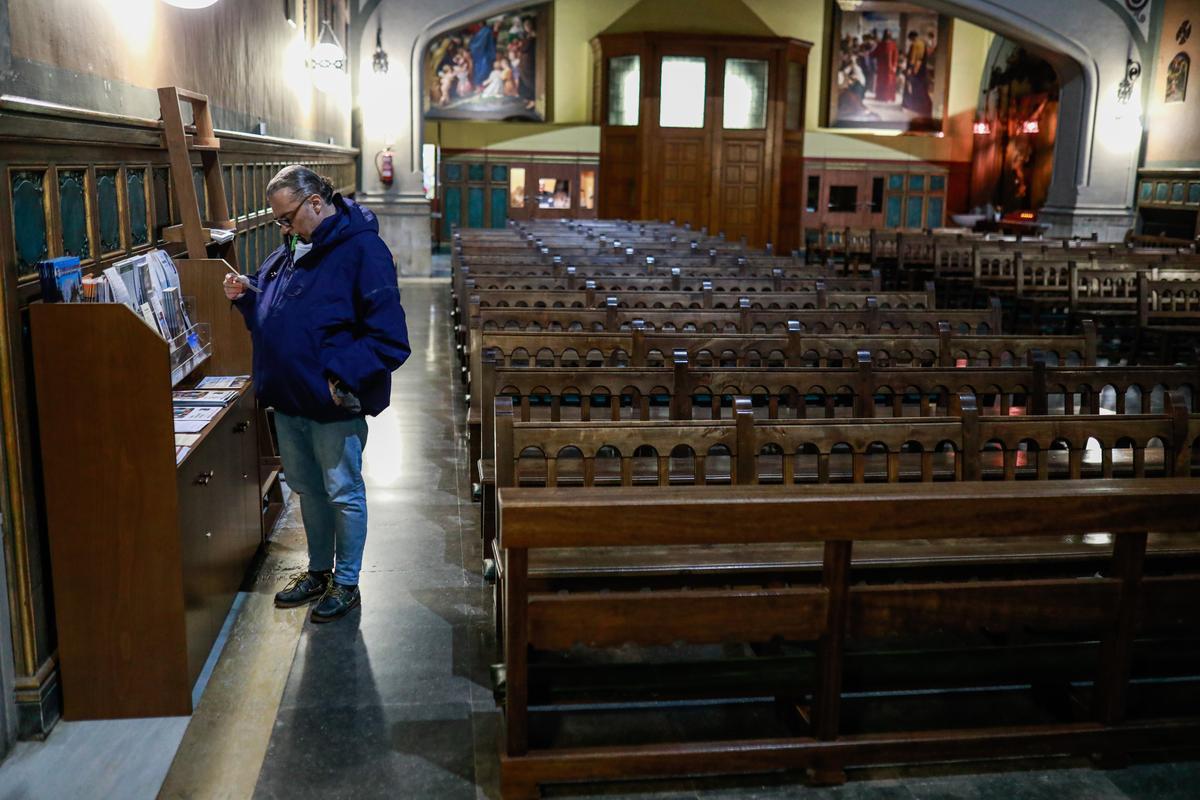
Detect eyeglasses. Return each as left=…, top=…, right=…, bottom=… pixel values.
left=273, top=195, right=314, bottom=228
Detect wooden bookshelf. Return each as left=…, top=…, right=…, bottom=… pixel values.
left=29, top=259, right=261, bottom=720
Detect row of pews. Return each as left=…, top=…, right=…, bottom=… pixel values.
left=450, top=219, right=1200, bottom=799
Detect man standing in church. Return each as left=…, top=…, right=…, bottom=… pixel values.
left=223, top=165, right=410, bottom=623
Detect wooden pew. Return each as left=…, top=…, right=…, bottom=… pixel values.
left=475, top=365, right=1198, bottom=562
left=1136, top=274, right=1200, bottom=363
left=466, top=287, right=932, bottom=311
left=495, top=478, right=1200, bottom=798
left=465, top=326, right=1097, bottom=493
left=474, top=304, right=1003, bottom=336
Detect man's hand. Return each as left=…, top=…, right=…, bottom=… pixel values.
left=223, top=273, right=250, bottom=300
left=329, top=378, right=342, bottom=406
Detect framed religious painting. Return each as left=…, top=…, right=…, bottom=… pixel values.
left=824, top=0, right=953, bottom=133
left=424, top=3, right=551, bottom=122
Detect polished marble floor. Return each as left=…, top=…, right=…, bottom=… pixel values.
left=1, top=275, right=1198, bottom=799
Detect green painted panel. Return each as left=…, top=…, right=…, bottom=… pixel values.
left=11, top=170, right=47, bottom=276
left=908, top=174, right=926, bottom=192
left=930, top=175, right=946, bottom=191
left=885, top=195, right=902, bottom=228
left=1190, top=183, right=1200, bottom=204
left=490, top=188, right=508, bottom=228
left=468, top=163, right=486, bottom=181
left=153, top=167, right=171, bottom=240
left=491, top=165, right=509, bottom=182
left=233, top=166, right=245, bottom=218
left=445, top=163, right=462, bottom=182
left=906, top=195, right=924, bottom=228
left=193, top=167, right=207, bottom=219
left=1140, top=181, right=1153, bottom=201
left=96, top=169, right=121, bottom=253
left=467, top=186, right=485, bottom=227
left=927, top=196, right=944, bottom=228
left=887, top=174, right=904, bottom=191
left=237, top=232, right=248, bottom=274
left=222, top=166, right=234, bottom=217
left=1172, top=182, right=1185, bottom=202
left=1156, top=182, right=1170, bottom=202
left=58, top=169, right=90, bottom=260
left=126, top=168, right=149, bottom=246
left=443, top=186, right=462, bottom=238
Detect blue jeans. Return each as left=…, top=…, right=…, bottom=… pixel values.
left=274, top=411, right=369, bottom=586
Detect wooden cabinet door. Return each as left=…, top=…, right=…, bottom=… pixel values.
left=176, top=446, right=221, bottom=687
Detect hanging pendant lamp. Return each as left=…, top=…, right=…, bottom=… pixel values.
left=309, top=0, right=347, bottom=94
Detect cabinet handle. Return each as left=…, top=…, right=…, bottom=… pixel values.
left=233, top=421, right=250, bottom=433
left=205, top=531, right=212, bottom=538
left=195, top=470, right=215, bottom=486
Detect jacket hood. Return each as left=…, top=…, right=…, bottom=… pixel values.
left=307, top=195, right=379, bottom=253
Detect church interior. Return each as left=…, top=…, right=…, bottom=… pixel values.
left=0, top=0, right=1198, bottom=797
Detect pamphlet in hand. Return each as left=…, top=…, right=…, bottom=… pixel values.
left=195, top=375, right=250, bottom=390
left=172, top=389, right=238, bottom=407
left=174, top=433, right=200, bottom=447
left=175, top=445, right=190, bottom=464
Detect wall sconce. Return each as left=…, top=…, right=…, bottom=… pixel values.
left=972, top=120, right=991, bottom=135
left=1021, top=119, right=1040, bottom=134
left=1117, top=58, right=1142, bottom=104
left=372, top=20, right=389, bottom=74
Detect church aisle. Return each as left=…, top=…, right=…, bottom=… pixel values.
left=251, top=278, right=496, bottom=799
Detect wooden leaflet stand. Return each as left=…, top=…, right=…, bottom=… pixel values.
left=27, top=88, right=274, bottom=720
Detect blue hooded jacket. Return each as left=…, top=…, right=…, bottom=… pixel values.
left=233, top=196, right=410, bottom=422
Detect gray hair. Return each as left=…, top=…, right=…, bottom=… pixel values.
left=266, top=165, right=336, bottom=203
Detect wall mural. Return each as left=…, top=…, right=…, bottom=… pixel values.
left=825, top=0, right=952, bottom=133
left=424, top=4, right=549, bottom=122
left=1167, top=52, right=1190, bottom=103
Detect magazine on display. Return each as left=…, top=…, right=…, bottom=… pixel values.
left=172, top=389, right=238, bottom=407
left=37, top=257, right=83, bottom=303
left=172, top=404, right=221, bottom=433
left=195, top=375, right=250, bottom=390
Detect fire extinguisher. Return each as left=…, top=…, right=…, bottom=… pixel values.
left=375, top=147, right=394, bottom=186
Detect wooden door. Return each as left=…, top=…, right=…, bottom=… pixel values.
left=711, top=46, right=778, bottom=246
left=649, top=46, right=715, bottom=228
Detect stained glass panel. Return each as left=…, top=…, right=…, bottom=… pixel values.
left=660, top=56, right=707, bottom=128
left=96, top=168, right=121, bottom=253
left=153, top=167, right=172, bottom=241
left=193, top=167, right=207, bottom=220
left=608, top=55, right=641, bottom=126
left=126, top=168, right=149, bottom=246
left=11, top=170, right=48, bottom=276
left=58, top=169, right=91, bottom=260
left=723, top=59, right=768, bottom=130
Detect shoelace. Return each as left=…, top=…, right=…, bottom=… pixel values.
left=282, top=570, right=323, bottom=592
left=321, top=582, right=349, bottom=602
